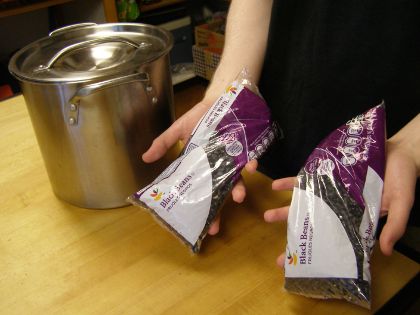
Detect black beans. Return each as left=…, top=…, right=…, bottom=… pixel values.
left=285, top=169, right=370, bottom=308
left=129, top=85, right=276, bottom=254
left=285, top=278, right=370, bottom=308
left=285, top=104, right=386, bottom=309
left=191, top=138, right=236, bottom=253
left=298, top=170, right=366, bottom=280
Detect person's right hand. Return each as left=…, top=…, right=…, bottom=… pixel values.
left=142, top=99, right=258, bottom=234
left=142, top=100, right=210, bottom=164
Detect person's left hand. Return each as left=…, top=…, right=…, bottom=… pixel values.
left=377, top=134, right=417, bottom=255
left=264, top=142, right=418, bottom=267
left=263, top=176, right=295, bottom=267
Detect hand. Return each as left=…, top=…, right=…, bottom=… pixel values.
left=264, top=165, right=417, bottom=266
left=265, top=116, right=420, bottom=266
left=142, top=99, right=259, bottom=235
left=142, top=100, right=210, bottom=163
left=263, top=177, right=295, bottom=267
left=262, top=171, right=415, bottom=267
left=207, top=160, right=259, bottom=235
left=379, top=118, right=419, bottom=255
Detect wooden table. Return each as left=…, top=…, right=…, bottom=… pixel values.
left=1, top=86, right=419, bottom=314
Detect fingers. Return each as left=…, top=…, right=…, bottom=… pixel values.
left=142, top=101, right=211, bottom=163
left=208, top=177, right=248, bottom=236
left=264, top=206, right=289, bottom=222
left=231, top=161, right=257, bottom=203
left=272, top=177, right=296, bottom=191
left=277, top=252, right=286, bottom=267
left=379, top=196, right=414, bottom=256
left=142, top=122, right=182, bottom=163
left=208, top=215, right=220, bottom=235
left=266, top=178, right=292, bottom=267
left=232, top=178, right=246, bottom=203
left=209, top=175, right=249, bottom=236
left=245, top=159, right=258, bottom=173
left=378, top=146, right=417, bottom=256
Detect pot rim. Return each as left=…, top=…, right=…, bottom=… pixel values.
left=8, top=22, right=174, bottom=84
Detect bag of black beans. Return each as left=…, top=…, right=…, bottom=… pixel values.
left=129, top=70, right=277, bottom=253
left=284, top=104, right=386, bottom=308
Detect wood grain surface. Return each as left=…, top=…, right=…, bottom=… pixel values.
left=0, top=84, right=418, bottom=315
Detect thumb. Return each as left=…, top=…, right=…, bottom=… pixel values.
left=142, top=122, right=182, bottom=163
left=379, top=149, right=417, bottom=256
left=379, top=195, right=414, bottom=256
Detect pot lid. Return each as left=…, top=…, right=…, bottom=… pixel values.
left=9, top=23, right=173, bottom=83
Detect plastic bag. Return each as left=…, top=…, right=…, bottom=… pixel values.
left=129, top=69, right=278, bottom=253
left=284, top=103, right=386, bottom=309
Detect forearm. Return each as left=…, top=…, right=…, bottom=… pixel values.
left=388, top=114, right=420, bottom=176
left=203, top=0, right=273, bottom=102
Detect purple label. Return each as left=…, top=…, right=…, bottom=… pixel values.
left=303, top=103, right=386, bottom=208
left=213, top=88, right=275, bottom=180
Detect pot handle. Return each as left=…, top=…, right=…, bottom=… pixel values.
left=34, top=37, right=151, bottom=72
left=67, top=72, right=157, bottom=126
left=49, top=23, right=97, bottom=37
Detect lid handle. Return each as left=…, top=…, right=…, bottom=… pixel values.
left=49, top=23, right=97, bottom=37
left=34, top=37, right=152, bottom=73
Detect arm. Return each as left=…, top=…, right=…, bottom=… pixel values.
left=203, top=0, right=273, bottom=102
left=142, top=0, right=273, bottom=232
left=143, top=0, right=273, bottom=165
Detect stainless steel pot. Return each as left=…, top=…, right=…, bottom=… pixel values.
left=9, top=23, right=174, bottom=209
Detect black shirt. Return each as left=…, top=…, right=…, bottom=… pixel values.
left=259, top=0, right=420, bottom=178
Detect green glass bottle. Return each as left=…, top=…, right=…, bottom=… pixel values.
left=127, top=0, right=140, bottom=22
left=116, top=0, right=128, bottom=22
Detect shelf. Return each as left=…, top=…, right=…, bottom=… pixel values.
left=0, top=0, right=76, bottom=18
left=102, top=0, right=117, bottom=22
left=140, top=0, right=186, bottom=13
left=0, top=0, right=184, bottom=20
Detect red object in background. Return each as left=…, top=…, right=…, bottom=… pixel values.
left=0, top=84, right=14, bottom=100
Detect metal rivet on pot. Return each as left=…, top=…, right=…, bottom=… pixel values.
left=68, top=117, right=76, bottom=125
left=152, top=97, right=158, bottom=104
left=146, top=86, right=153, bottom=93
left=70, top=103, right=77, bottom=111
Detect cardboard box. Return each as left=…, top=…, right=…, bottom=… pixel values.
left=192, top=45, right=221, bottom=80
left=194, top=20, right=225, bottom=54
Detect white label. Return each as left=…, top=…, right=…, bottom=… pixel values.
left=226, top=140, right=243, bottom=156
left=188, top=83, right=245, bottom=148
left=139, top=147, right=213, bottom=245
left=285, top=187, right=357, bottom=278
left=359, top=166, right=383, bottom=282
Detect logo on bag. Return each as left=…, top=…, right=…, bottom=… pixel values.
left=225, top=85, right=237, bottom=95
left=150, top=188, right=164, bottom=201
left=287, top=250, right=298, bottom=266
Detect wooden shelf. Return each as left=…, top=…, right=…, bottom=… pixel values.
left=0, top=0, right=75, bottom=18
left=0, top=0, right=184, bottom=21
left=140, top=0, right=186, bottom=13
left=102, top=0, right=117, bottom=22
